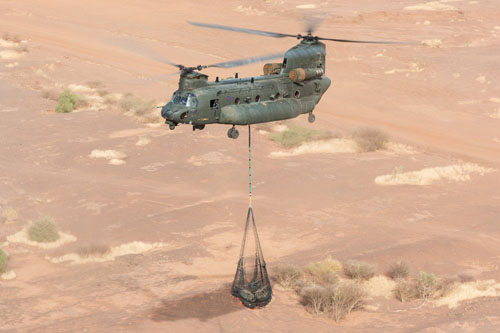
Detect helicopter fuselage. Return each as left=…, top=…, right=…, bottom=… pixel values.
left=161, top=39, right=331, bottom=133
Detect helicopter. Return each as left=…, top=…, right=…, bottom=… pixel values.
left=160, top=21, right=413, bottom=139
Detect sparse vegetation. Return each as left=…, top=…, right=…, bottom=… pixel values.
left=269, top=126, right=339, bottom=148
left=415, top=271, right=438, bottom=300
left=55, top=89, right=80, bottom=113
left=0, top=248, right=7, bottom=273
left=306, top=256, right=342, bottom=285
left=393, top=279, right=416, bottom=303
left=77, top=244, right=111, bottom=258
left=352, top=127, right=388, bottom=152
left=41, top=89, right=60, bottom=101
left=1, top=206, right=18, bottom=223
left=328, top=282, right=365, bottom=323
left=273, top=265, right=304, bottom=289
left=300, top=285, right=329, bottom=315
left=118, top=93, right=158, bottom=123
left=458, top=273, right=475, bottom=283
left=387, top=260, right=410, bottom=280
left=28, top=217, right=60, bottom=243
left=343, top=260, right=375, bottom=281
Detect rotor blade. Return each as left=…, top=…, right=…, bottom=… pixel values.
left=188, top=21, right=297, bottom=39
left=304, top=15, right=324, bottom=35
left=318, top=37, right=417, bottom=45
left=107, top=38, right=183, bottom=68
left=207, top=52, right=283, bottom=69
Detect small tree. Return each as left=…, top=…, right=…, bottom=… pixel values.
left=300, top=285, right=329, bottom=315
left=393, top=279, right=416, bottom=303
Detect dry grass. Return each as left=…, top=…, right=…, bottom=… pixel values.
left=328, top=282, right=365, bottom=323
left=28, top=217, right=60, bottom=243
left=306, top=256, right=342, bottom=285
left=387, top=261, right=410, bottom=280
left=1, top=206, right=18, bottom=223
left=273, top=265, right=304, bottom=289
left=343, top=260, right=375, bottom=281
left=352, top=127, right=388, bottom=152
left=117, top=93, right=158, bottom=123
left=77, top=244, right=111, bottom=258
left=0, top=248, right=7, bottom=273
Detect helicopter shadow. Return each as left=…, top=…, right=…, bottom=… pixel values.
left=150, top=283, right=243, bottom=322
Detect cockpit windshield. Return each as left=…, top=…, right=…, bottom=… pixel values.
left=170, top=91, right=180, bottom=104
left=179, top=93, right=198, bottom=107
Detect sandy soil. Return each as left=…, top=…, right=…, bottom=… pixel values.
left=1, top=0, right=500, bottom=331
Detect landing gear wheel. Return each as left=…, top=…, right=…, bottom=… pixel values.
left=308, top=113, right=316, bottom=123
left=227, top=127, right=239, bottom=139
left=198, top=124, right=205, bottom=130
left=169, top=124, right=176, bottom=130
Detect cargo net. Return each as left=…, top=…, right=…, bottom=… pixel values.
left=231, top=207, right=272, bottom=308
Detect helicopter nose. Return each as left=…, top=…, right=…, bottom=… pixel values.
left=161, top=105, right=173, bottom=120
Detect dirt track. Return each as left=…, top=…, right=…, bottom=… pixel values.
left=1, top=0, right=500, bottom=331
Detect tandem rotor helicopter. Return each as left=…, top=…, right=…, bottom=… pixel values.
left=159, top=20, right=414, bottom=139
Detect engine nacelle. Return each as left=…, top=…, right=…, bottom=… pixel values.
left=288, top=68, right=324, bottom=82
left=263, top=63, right=282, bottom=75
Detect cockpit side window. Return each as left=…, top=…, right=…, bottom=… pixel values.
left=179, top=93, right=198, bottom=107
left=170, top=91, right=180, bottom=104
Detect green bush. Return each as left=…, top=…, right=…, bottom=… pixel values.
left=0, top=248, right=7, bottom=273
left=28, top=217, right=60, bottom=243
left=353, top=127, right=388, bottom=152
left=55, top=89, right=79, bottom=113
left=415, top=271, right=438, bottom=299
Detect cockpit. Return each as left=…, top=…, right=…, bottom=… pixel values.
left=170, top=91, right=198, bottom=108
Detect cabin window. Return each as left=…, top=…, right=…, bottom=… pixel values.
left=210, top=99, right=219, bottom=109
left=235, top=98, right=240, bottom=105
left=255, top=95, right=261, bottom=102
left=275, top=93, right=280, bottom=99
left=282, top=58, right=287, bottom=68
left=295, top=91, right=300, bottom=98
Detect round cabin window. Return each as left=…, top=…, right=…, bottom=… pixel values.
left=235, top=98, right=240, bottom=105
left=275, top=93, right=280, bottom=99
left=255, top=95, right=261, bottom=102
left=295, top=91, right=300, bottom=98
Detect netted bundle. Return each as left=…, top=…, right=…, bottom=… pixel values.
left=231, top=207, right=272, bottom=308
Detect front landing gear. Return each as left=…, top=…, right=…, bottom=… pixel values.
left=227, top=126, right=239, bottom=139
left=308, top=112, right=316, bottom=123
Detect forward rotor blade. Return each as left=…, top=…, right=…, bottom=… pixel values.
left=107, top=38, right=182, bottom=68
left=207, top=52, right=283, bottom=68
left=318, top=37, right=417, bottom=45
left=188, top=21, right=296, bottom=38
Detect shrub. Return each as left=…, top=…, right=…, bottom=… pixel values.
left=415, top=271, right=438, bottom=300
left=306, top=256, right=342, bottom=286
left=343, top=260, right=375, bottom=281
left=28, top=217, right=60, bottom=243
left=77, top=244, right=111, bottom=258
left=118, top=93, right=157, bottom=123
left=352, top=127, right=388, bottom=152
left=41, top=89, right=60, bottom=101
left=393, top=279, right=416, bottom=303
left=1, top=206, right=18, bottom=222
left=55, top=89, right=79, bottom=113
left=269, top=126, right=319, bottom=148
left=0, top=248, right=7, bottom=273
left=300, top=285, right=329, bottom=315
left=327, top=281, right=365, bottom=323
left=387, top=261, right=410, bottom=280
left=273, top=265, right=304, bottom=289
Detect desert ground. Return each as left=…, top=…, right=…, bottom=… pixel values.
left=1, top=0, right=500, bottom=331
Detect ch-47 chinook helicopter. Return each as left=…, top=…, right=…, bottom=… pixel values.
left=161, top=21, right=412, bottom=139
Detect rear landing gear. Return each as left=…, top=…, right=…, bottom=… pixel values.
left=227, top=126, right=239, bottom=139
left=193, top=124, right=205, bottom=131
left=308, top=113, right=316, bottom=123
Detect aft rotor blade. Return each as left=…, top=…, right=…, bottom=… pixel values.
left=188, top=21, right=296, bottom=38
left=318, top=37, right=416, bottom=45
left=207, top=52, right=283, bottom=68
